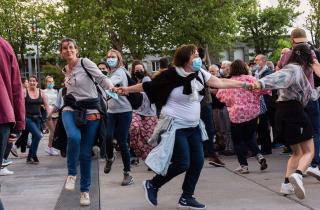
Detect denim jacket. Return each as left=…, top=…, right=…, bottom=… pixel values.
left=145, top=115, right=208, bottom=176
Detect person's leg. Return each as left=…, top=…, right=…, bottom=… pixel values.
left=3, top=142, right=12, bottom=160
left=305, top=101, right=320, bottom=168
left=129, top=112, right=143, bottom=158
left=114, top=112, right=132, bottom=172
left=62, top=112, right=81, bottom=176
left=230, top=122, right=248, bottom=166
left=79, top=119, right=100, bottom=192
left=139, top=116, right=157, bottom=160
left=25, top=117, right=42, bottom=158
left=0, top=124, right=10, bottom=166
left=46, top=118, right=57, bottom=148
left=244, top=119, right=262, bottom=156
left=286, top=144, right=303, bottom=178
left=105, top=113, right=116, bottom=160
left=258, top=113, right=272, bottom=154
left=297, top=139, right=315, bottom=172
left=222, top=107, right=233, bottom=152
left=151, top=129, right=191, bottom=188
left=181, top=127, right=204, bottom=198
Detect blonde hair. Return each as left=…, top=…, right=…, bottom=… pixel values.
left=45, top=75, right=54, bottom=84
left=107, top=49, right=124, bottom=68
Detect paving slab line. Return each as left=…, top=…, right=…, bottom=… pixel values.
left=224, top=167, right=316, bottom=210
left=54, top=158, right=100, bottom=210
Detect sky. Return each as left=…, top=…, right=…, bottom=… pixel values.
left=259, top=0, right=312, bottom=39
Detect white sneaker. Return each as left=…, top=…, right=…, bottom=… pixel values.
left=0, top=168, right=14, bottom=176
left=234, top=165, right=249, bottom=174
left=80, top=192, right=90, bottom=206
left=289, top=173, right=305, bottom=199
left=306, top=166, right=320, bottom=181
left=65, top=176, right=76, bottom=191
left=280, top=183, right=294, bottom=195
left=45, top=147, right=59, bottom=156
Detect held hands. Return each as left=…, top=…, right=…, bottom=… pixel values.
left=111, top=87, right=129, bottom=96
left=243, top=81, right=261, bottom=91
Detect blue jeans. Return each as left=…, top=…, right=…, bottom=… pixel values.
left=26, top=117, right=42, bottom=157
left=0, top=124, right=10, bottom=166
left=305, top=100, right=320, bottom=167
left=62, top=112, right=100, bottom=192
left=105, top=112, right=132, bottom=172
left=152, top=126, right=204, bottom=198
left=200, top=103, right=215, bottom=156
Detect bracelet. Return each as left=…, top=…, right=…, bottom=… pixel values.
left=243, top=82, right=247, bottom=89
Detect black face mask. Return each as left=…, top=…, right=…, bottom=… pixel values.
left=102, top=71, right=109, bottom=76
left=134, top=71, right=145, bottom=79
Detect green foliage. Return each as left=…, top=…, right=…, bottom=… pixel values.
left=238, top=0, right=299, bottom=54
left=269, top=38, right=291, bottom=63
left=305, top=0, right=320, bottom=47
left=42, top=64, right=64, bottom=89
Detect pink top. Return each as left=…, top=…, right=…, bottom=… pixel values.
left=216, top=75, right=270, bottom=124
left=0, top=37, right=25, bottom=130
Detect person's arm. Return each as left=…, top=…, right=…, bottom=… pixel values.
left=114, top=83, right=143, bottom=95
left=206, top=74, right=247, bottom=89
left=254, top=66, right=294, bottom=90
left=41, top=90, right=50, bottom=113
left=10, top=50, right=25, bottom=130
left=82, top=58, right=114, bottom=89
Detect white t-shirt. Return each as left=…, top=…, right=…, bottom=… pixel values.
left=161, top=69, right=211, bottom=122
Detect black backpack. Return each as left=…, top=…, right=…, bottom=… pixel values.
left=125, top=72, right=143, bottom=109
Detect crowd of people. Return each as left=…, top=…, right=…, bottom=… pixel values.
left=1, top=27, right=320, bottom=209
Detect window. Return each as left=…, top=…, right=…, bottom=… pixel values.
left=151, top=60, right=160, bottom=72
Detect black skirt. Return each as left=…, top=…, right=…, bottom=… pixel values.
left=274, top=100, right=313, bottom=145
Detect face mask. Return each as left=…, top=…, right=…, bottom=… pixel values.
left=102, top=71, right=109, bottom=76
left=106, top=58, right=118, bottom=68
left=219, top=69, right=224, bottom=77
left=47, top=84, right=54, bottom=89
left=134, top=71, right=145, bottom=79
left=192, top=57, right=202, bottom=72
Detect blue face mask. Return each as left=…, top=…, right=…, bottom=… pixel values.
left=106, top=58, right=118, bottom=68
left=192, top=57, right=202, bottom=72
left=47, top=84, right=54, bottom=89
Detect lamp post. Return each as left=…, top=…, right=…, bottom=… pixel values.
left=32, top=17, right=40, bottom=80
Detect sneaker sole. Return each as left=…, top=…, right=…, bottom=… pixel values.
left=208, top=161, right=225, bottom=167
left=306, top=171, right=320, bottom=181
left=289, top=176, right=305, bottom=199
left=80, top=202, right=90, bottom=206
left=177, top=204, right=206, bottom=210
left=142, top=181, right=156, bottom=207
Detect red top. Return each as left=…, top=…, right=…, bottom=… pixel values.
left=216, top=75, right=270, bottom=124
left=0, top=37, right=25, bottom=130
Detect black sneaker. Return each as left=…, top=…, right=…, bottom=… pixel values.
left=32, top=156, right=39, bottom=165
left=258, top=157, right=267, bottom=171
left=26, top=157, right=33, bottom=164
left=143, top=180, right=158, bottom=206
left=104, top=156, right=115, bottom=174
left=178, top=196, right=206, bottom=210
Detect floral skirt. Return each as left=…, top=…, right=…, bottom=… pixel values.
left=129, top=112, right=158, bottom=160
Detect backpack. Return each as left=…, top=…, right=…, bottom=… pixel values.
left=124, top=72, right=143, bottom=110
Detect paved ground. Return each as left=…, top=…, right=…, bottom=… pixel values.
left=1, top=136, right=320, bottom=210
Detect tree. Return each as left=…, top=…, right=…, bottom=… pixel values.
left=238, top=0, right=299, bottom=54
left=269, top=38, right=291, bottom=63
left=305, top=0, right=320, bottom=48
